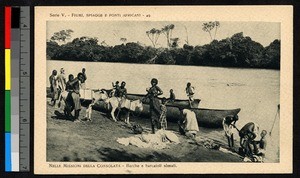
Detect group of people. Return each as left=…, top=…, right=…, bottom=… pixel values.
left=144, top=78, right=199, bottom=136
left=49, top=68, right=87, bottom=122
left=222, top=115, right=267, bottom=161
left=111, top=81, right=127, bottom=98
left=49, top=69, right=268, bottom=161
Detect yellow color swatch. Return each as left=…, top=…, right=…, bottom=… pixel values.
left=5, top=49, right=11, bottom=90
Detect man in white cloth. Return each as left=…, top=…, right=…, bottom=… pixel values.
left=178, top=109, right=199, bottom=138
left=57, top=68, right=66, bottom=92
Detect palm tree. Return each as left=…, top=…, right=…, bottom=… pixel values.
left=162, top=24, right=175, bottom=48
left=202, top=22, right=215, bottom=41
left=146, top=28, right=161, bottom=47
left=214, top=21, right=220, bottom=40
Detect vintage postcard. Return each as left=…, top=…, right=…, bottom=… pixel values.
left=34, top=6, right=293, bottom=174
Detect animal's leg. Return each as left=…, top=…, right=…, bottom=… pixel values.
left=111, top=107, right=117, bottom=122
left=85, top=104, right=92, bottom=121
left=125, top=111, right=130, bottom=125
left=88, top=106, right=92, bottom=121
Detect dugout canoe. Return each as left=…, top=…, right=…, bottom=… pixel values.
left=79, top=89, right=200, bottom=108
left=46, top=88, right=240, bottom=128
left=46, top=88, right=200, bottom=108
left=86, top=100, right=241, bottom=128
left=126, top=93, right=200, bottom=108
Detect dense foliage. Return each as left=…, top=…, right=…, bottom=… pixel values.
left=47, top=32, right=280, bottom=69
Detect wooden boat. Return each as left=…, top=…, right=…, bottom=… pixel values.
left=47, top=88, right=200, bottom=108
left=47, top=88, right=240, bottom=128
left=82, top=100, right=240, bottom=128
left=126, top=93, right=200, bottom=108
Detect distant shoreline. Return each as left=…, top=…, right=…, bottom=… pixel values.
left=47, top=32, right=280, bottom=70
left=47, top=59, right=280, bottom=71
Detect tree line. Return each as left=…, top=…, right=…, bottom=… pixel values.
left=47, top=28, right=280, bottom=69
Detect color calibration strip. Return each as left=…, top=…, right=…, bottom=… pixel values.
left=5, top=6, right=12, bottom=172
left=5, top=6, right=31, bottom=172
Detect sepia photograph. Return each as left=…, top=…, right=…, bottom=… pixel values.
left=34, top=6, right=292, bottom=174
left=46, top=20, right=280, bottom=163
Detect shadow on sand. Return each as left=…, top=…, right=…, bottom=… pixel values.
left=97, top=147, right=181, bottom=162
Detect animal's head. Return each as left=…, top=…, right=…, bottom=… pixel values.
left=135, top=99, right=143, bottom=111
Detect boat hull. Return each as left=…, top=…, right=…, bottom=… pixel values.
left=88, top=100, right=240, bottom=128
left=47, top=88, right=240, bottom=128
left=47, top=88, right=200, bottom=108
left=126, top=93, right=201, bottom=109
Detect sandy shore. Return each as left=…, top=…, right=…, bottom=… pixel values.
left=46, top=100, right=242, bottom=162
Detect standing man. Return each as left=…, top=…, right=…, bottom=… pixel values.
left=49, top=70, right=58, bottom=106
left=222, top=115, right=239, bottom=148
left=57, top=68, right=67, bottom=92
left=68, top=73, right=85, bottom=122
left=146, top=78, right=163, bottom=134
left=81, top=68, right=87, bottom=89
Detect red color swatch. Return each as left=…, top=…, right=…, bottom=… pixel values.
left=5, top=7, right=11, bottom=49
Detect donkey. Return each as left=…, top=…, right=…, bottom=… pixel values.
left=86, top=90, right=143, bottom=124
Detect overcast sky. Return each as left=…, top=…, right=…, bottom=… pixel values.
left=47, top=21, right=280, bottom=47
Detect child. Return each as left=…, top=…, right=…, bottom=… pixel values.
left=159, top=97, right=168, bottom=130
left=112, top=81, right=120, bottom=97
left=185, top=82, right=195, bottom=101
left=169, top=89, right=176, bottom=102
left=84, top=98, right=95, bottom=121
left=255, top=130, right=267, bottom=156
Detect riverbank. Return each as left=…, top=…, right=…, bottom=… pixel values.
left=47, top=99, right=242, bottom=162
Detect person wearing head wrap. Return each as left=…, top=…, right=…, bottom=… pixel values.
left=49, top=70, right=58, bottom=106
left=146, top=78, right=163, bottom=134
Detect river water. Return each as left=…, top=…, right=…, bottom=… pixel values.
left=47, top=60, right=280, bottom=162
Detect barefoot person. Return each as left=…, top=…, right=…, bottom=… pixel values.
left=239, top=122, right=260, bottom=158
left=159, top=97, right=168, bottom=130
left=178, top=109, right=199, bottom=138
left=185, top=82, right=195, bottom=101
left=57, top=68, right=67, bottom=92
left=222, top=115, right=239, bottom=148
left=49, top=70, right=58, bottom=106
left=68, top=73, right=85, bottom=122
left=146, top=78, right=163, bottom=134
